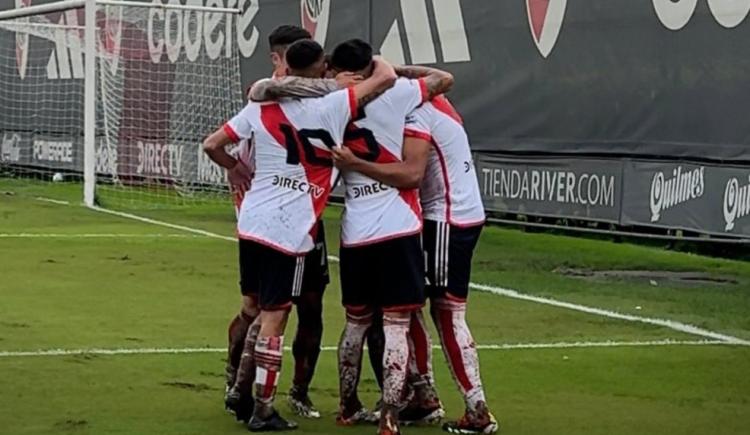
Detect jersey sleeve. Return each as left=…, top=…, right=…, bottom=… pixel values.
left=319, top=87, right=357, bottom=143
left=391, top=77, right=429, bottom=115
left=404, top=105, right=433, bottom=142
left=223, top=103, right=256, bottom=143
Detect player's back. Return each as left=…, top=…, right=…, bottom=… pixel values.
left=405, top=95, right=485, bottom=226
left=230, top=89, right=355, bottom=253
left=340, top=78, right=427, bottom=246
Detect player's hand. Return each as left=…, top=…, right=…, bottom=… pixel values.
left=331, top=146, right=361, bottom=170
left=336, top=72, right=363, bottom=88
left=227, top=160, right=252, bottom=193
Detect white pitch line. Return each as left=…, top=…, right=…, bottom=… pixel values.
left=0, top=339, right=740, bottom=358
left=71, top=204, right=750, bottom=347
left=89, top=206, right=236, bottom=242
left=0, top=233, right=203, bottom=239
left=35, top=197, right=70, bottom=205
left=469, top=283, right=750, bottom=345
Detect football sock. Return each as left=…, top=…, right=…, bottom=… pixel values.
left=407, top=309, right=439, bottom=406
left=234, top=317, right=261, bottom=394
left=432, top=297, right=487, bottom=411
left=338, top=306, right=372, bottom=413
left=253, top=335, right=284, bottom=418
left=291, top=292, right=323, bottom=394
left=227, top=311, right=255, bottom=386
left=366, top=310, right=385, bottom=390
left=382, top=313, right=411, bottom=408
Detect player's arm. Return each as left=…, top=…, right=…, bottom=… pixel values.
left=331, top=136, right=430, bottom=189
left=349, top=58, right=398, bottom=108
left=203, top=127, right=240, bottom=169
left=393, top=65, right=454, bottom=99
left=248, top=73, right=363, bottom=102
left=203, top=114, right=253, bottom=191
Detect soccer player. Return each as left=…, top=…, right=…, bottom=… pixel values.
left=203, top=39, right=397, bottom=431
left=329, top=40, right=452, bottom=435
left=224, top=25, right=334, bottom=421
left=248, top=42, right=453, bottom=434
left=331, top=95, right=499, bottom=434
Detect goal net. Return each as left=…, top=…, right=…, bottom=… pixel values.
left=0, top=0, right=243, bottom=211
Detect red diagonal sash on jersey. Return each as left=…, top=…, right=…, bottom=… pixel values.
left=431, top=95, right=463, bottom=125
left=260, top=104, right=333, bottom=231
left=344, top=128, right=422, bottom=221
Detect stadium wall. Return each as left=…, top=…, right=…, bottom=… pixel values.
left=1, top=0, right=749, bottom=237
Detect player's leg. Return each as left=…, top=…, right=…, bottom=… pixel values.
left=366, top=308, right=385, bottom=419
left=376, top=234, right=426, bottom=435
left=400, top=308, right=445, bottom=425
left=247, top=245, right=304, bottom=432
left=336, top=244, right=378, bottom=425
left=288, top=223, right=328, bottom=419
left=226, top=297, right=256, bottom=390
left=425, top=221, right=498, bottom=434
left=367, top=310, right=385, bottom=391
left=226, top=240, right=261, bottom=422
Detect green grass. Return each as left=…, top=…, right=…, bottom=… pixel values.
left=1, top=179, right=750, bottom=435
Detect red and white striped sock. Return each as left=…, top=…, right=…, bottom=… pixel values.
left=337, top=307, right=373, bottom=413
left=382, top=313, right=411, bottom=407
left=407, top=310, right=440, bottom=406
left=432, top=297, right=487, bottom=411
left=253, top=335, right=284, bottom=417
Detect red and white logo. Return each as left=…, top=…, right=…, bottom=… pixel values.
left=526, top=0, right=568, bottom=58
left=15, top=0, right=31, bottom=79
left=300, top=0, right=330, bottom=45
left=101, top=5, right=123, bottom=75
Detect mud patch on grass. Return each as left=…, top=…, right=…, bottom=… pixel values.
left=199, top=370, right=225, bottom=378
left=54, top=419, right=88, bottom=430
left=162, top=381, right=218, bottom=392
left=555, top=268, right=738, bottom=287
left=65, top=353, right=99, bottom=364
left=124, top=337, right=143, bottom=342
left=0, top=321, right=30, bottom=328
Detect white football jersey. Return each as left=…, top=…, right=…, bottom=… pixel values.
left=404, top=95, right=485, bottom=226
left=340, top=78, right=428, bottom=247
left=224, top=87, right=356, bottom=254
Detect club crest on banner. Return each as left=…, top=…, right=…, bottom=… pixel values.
left=526, top=0, right=567, bottom=58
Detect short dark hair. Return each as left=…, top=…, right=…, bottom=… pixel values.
left=285, top=39, right=324, bottom=70
left=330, top=39, right=373, bottom=72
left=268, top=25, right=311, bottom=51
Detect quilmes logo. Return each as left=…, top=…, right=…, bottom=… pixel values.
left=379, top=0, right=470, bottom=64
left=723, top=175, right=750, bottom=232
left=300, top=0, right=330, bottom=45
left=649, top=166, right=705, bottom=222
left=526, top=0, right=568, bottom=58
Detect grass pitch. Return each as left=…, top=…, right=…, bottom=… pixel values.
left=1, top=179, right=749, bottom=435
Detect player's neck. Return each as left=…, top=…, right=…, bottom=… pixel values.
left=272, top=68, right=286, bottom=79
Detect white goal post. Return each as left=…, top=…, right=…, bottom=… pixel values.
left=0, top=0, right=243, bottom=208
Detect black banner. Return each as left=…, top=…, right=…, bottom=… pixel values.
left=621, top=161, right=750, bottom=237
left=2, top=0, right=750, bottom=161
left=476, top=154, right=623, bottom=223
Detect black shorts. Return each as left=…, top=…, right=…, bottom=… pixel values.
left=239, top=223, right=329, bottom=308
left=339, top=233, right=425, bottom=312
left=423, top=220, right=482, bottom=300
